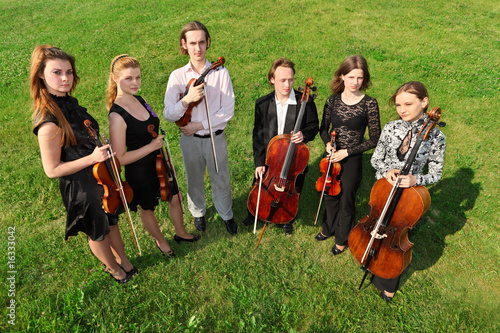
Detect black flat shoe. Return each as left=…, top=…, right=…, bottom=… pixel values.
left=283, top=223, right=293, bottom=235
left=330, top=245, right=345, bottom=256
left=380, top=290, right=394, bottom=303
left=194, top=216, right=206, bottom=232
left=224, top=218, right=238, bottom=235
left=174, top=234, right=201, bottom=243
left=156, top=242, right=176, bottom=259
left=315, top=232, right=328, bottom=241
left=119, top=265, right=138, bottom=276
left=109, top=271, right=132, bottom=284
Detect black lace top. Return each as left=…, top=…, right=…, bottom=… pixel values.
left=319, top=94, right=381, bottom=156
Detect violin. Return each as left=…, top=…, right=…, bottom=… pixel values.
left=175, top=57, right=225, bottom=127
left=247, top=77, right=315, bottom=225
left=313, top=130, right=341, bottom=225
left=348, top=108, right=443, bottom=286
left=147, top=124, right=184, bottom=212
left=315, top=130, right=341, bottom=196
left=84, top=120, right=141, bottom=255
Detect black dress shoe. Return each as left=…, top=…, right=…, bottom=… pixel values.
left=194, top=216, right=206, bottom=232
left=242, top=215, right=254, bottom=226
left=174, top=234, right=201, bottom=243
left=224, top=218, right=238, bottom=235
left=283, top=223, right=293, bottom=235
left=330, top=245, right=345, bottom=256
left=315, top=232, right=328, bottom=241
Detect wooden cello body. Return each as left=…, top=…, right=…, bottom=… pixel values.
left=348, top=107, right=443, bottom=283
left=247, top=134, right=309, bottom=224
left=247, top=77, right=315, bottom=225
left=348, top=178, right=430, bottom=279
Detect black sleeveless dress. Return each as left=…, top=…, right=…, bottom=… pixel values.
left=33, top=94, right=118, bottom=241
left=109, top=96, right=177, bottom=212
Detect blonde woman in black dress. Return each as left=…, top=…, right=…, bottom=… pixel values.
left=107, top=55, right=199, bottom=259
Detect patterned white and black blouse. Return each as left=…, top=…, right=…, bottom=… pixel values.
left=371, top=115, right=446, bottom=186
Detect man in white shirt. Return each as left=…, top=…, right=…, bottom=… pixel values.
left=243, top=58, right=319, bottom=234
left=163, top=21, right=237, bottom=235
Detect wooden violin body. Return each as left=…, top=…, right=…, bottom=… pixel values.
left=315, top=157, right=341, bottom=196
left=92, top=157, right=133, bottom=215
left=348, top=178, right=430, bottom=279
left=247, top=134, right=309, bottom=224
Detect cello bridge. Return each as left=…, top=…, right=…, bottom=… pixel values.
left=370, top=230, right=387, bottom=239
left=274, top=184, right=285, bottom=192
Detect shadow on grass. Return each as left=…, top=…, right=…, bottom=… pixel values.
left=402, top=167, right=480, bottom=285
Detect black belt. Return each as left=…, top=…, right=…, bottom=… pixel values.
left=193, top=129, right=224, bottom=139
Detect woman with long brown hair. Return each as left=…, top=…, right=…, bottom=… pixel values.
left=31, top=45, right=135, bottom=284
left=316, top=55, right=381, bottom=256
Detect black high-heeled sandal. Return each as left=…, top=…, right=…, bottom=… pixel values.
left=156, top=241, right=176, bottom=259
left=109, top=270, right=132, bottom=284
left=174, top=234, right=201, bottom=243
left=379, top=290, right=394, bottom=303
left=119, top=264, right=139, bottom=276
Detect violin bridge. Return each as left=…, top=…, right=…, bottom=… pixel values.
left=370, top=230, right=387, bottom=239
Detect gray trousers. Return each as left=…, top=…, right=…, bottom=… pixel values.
left=179, top=132, right=233, bottom=221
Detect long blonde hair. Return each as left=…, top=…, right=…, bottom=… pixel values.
left=30, top=45, right=79, bottom=147
left=105, top=54, right=140, bottom=110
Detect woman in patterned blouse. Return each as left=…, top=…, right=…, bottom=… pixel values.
left=316, top=55, right=381, bottom=256
left=370, top=81, right=446, bottom=302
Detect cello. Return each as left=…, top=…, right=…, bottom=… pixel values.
left=147, top=124, right=184, bottom=213
left=84, top=120, right=142, bottom=255
left=348, top=107, right=443, bottom=287
left=313, top=130, right=342, bottom=225
left=247, top=77, right=315, bottom=229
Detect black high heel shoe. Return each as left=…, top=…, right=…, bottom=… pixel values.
left=174, top=234, right=201, bottom=243
left=379, top=290, right=394, bottom=303
left=156, top=241, right=176, bottom=259
left=119, top=265, right=139, bottom=276
left=109, top=270, right=132, bottom=284
left=330, top=245, right=345, bottom=256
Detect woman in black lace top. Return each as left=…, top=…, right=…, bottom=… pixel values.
left=31, top=45, right=134, bottom=284
left=316, top=55, right=381, bottom=256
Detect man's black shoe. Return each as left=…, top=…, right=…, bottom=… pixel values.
left=242, top=215, right=254, bottom=226
left=224, top=218, right=238, bottom=235
left=194, top=216, right=206, bottom=232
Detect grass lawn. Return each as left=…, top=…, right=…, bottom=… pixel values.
left=0, top=0, right=498, bottom=332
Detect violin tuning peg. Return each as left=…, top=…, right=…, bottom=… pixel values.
left=311, top=86, right=317, bottom=92
left=298, top=86, right=304, bottom=92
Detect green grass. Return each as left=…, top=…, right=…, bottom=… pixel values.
left=1, top=0, right=499, bottom=331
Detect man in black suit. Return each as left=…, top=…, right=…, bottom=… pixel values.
left=242, top=58, right=319, bottom=234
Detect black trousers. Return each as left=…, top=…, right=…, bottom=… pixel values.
left=321, top=154, right=362, bottom=246
left=371, top=275, right=400, bottom=293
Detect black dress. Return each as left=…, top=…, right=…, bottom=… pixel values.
left=33, top=94, right=118, bottom=241
left=109, top=96, right=177, bottom=212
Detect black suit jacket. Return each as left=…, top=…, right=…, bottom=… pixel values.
left=252, top=90, right=319, bottom=167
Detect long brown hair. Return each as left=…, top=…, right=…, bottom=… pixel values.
left=389, top=81, right=429, bottom=112
left=105, top=54, right=141, bottom=111
left=30, top=45, right=79, bottom=147
left=179, top=21, right=210, bottom=55
left=330, top=55, right=371, bottom=95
